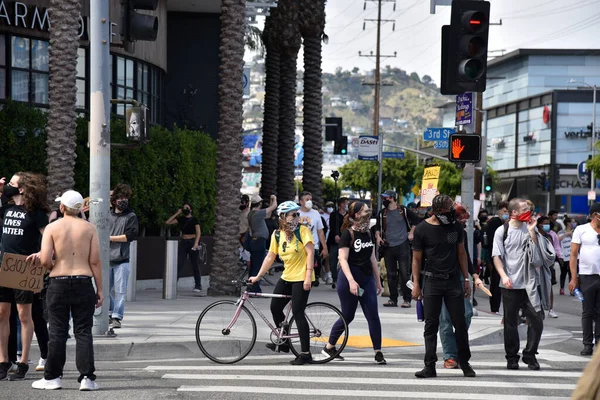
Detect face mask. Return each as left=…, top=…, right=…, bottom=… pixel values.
left=542, top=224, right=550, bottom=232
left=286, top=218, right=299, bottom=231
left=517, top=210, right=531, bottom=222
left=479, top=216, right=488, bottom=224
left=304, top=200, right=313, bottom=210
left=501, top=214, right=510, bottom=221
left=382, top=199, right=391, bottom=208
left=327, top=207, right=334, bottom=213
left=435, top=210, right=455, bottom=225
left=3, top=184, right=20, bottom=199
left=351, top=214, right=371, bottom=232
left=182, top=209, right=191, bottom=216
left=116, top=199, right=129, bottom=211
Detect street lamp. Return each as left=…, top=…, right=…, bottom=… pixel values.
left=568, top=79, right=597, bottom=197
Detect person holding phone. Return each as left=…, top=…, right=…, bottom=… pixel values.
left=324, top=201, right=385, bottom=364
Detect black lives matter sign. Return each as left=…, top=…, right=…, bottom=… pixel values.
left=0, top=253, right=44, bottom=292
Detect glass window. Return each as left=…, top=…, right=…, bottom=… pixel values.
left=117, top=57, right=125, bottom=85
left=0, top=35, right=5, bottom=65
left=0, top=69, right=5, bottom=99
left=76, top=79, right=85, bottom=108
left=11, top=70, right=29, bottom=101
left=11, top=37, right=29, bottom=68
left=31, top=40, right=48, bottom=71
left=76, top=48, right=86, bottom=78
left=126, top=59, right=134, bottom=87
left=32, top=73, right=48, bottom=104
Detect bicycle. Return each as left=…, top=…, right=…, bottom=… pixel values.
left=196, top=280, right=349, bottom=364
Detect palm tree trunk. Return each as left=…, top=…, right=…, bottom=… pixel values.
left=275, top=0, right=301, bottom=202
left=46, top=0, right=81, bottom=205
left=299, top=0, right=326, bottom=207
left=210, top=0, right=247, bottom=295
left=260, top=15, right=280, bottom=200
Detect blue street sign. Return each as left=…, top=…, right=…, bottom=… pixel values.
left=382, top=151, right=405, bottom=159
left=434, top=140, right=449, bottom=149
left=424, top=127, right=455, bottom=141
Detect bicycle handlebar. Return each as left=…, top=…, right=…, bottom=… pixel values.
left=231, top=280, right=250, bottom=286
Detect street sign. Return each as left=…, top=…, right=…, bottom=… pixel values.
left=382, top=151, right=404, bottom=159
left=358, top=136, right=379, bottom=161
left=424, top=127, right=455, bottom=141
left=578, top=160, right=589, bottom=184
left=434, top=140, right=449, bottom=149
left=456, top=93, right=473, bottom=125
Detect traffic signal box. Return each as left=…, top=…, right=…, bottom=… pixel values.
left=121, top=0, right=159, bottom=53
left=441, top=0, right=491, bottom=95
left=334, top=135, right=348, bottom=155
left=447, top=134, right=481, bottom=163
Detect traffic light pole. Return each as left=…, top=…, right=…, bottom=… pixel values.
left=591, top=85, right=597, bottom=202
left=90, top=0, right=112, bottom=336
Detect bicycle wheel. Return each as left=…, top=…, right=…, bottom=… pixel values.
left=289, top=302, right=348, bottom=363
left=195, top=300, right=257, bottom=364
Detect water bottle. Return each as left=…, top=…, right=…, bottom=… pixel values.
left=483, top=231, right=488, bottom=247
left=574, top=288, right=584, bottom=302
left=416, top=299, right=424, bottom=322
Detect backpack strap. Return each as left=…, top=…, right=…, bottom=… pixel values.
left=275, top=229, right=281, bottom=245
left=275, top=228, right=303, bottom=246
left=502, top=221, right=509, bottom=244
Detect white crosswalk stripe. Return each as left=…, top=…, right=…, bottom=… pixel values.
left=147, top=353, right=583, bottom=400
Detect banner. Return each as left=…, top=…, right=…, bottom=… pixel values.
left=358, top=136, right=379, bottom=161
left=420, top=166, right=441, bottom=207
left=0, top=253, right=45, bottom=293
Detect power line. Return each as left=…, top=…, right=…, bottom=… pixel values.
left=504, top=0, right=598, bottom=20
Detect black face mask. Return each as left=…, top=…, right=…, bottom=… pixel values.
left=479, top=216, right=488, bottom=224
left=435, top=209, right=456, bottom=225
left=116, top=199, right=129, bottom=211
left=182, top=209, right=191, bottom=216
left=382, top=200, right=391, bottom=208
left=3, top=184, right=20, bottom=199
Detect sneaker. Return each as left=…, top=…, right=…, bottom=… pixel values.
left=332, top=283, right=336, bottom=289
left=8, top=362, right=17, bottom=373
left=0, top=361, right=12, bottom=380
left=32, top=377, right=62, bottom=390
left=325, top=276, right=333, bottom=285
left=35, top=358, right=46, bottom=372
left=400, top=302, right=411, bottom=308
left=460, top=363, right=476, bottom=377
left=549, top=309, right=558, bottom=318
left=80, top=376, right=99, bottom=391
left=265, top=342, right=290, bottom=353
left=415, top=366, right=437, bottom=378
left=193, top=286, right=202, bottom=293
left=580, top=345, right=594, bottom=356
left=109, top=318, right=121, bottom=329
left=374, top=351, right=386, bottom=365
left=443, top=358, right=458, bottom=369
left=290, top=353, right=312, bottom=365
left=559, top=288, right=565, bottom=295
left=8, top=362, right=29, bottom=381
left=522, top=356, right=540, bottom=370
left=312, top=280, right=320, bottom=287
left=321, top=345, right=344, bottom=361
left=506, top=361, right=519, bottom=370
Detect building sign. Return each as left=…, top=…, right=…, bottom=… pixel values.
left=564, top=125, right=598, bottom=139
left=0, top=0, right=119, bottom=41
left=455, top=93, right=472, bottom=126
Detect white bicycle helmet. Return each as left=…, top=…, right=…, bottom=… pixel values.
left=277, top=201, right=301, bottom=215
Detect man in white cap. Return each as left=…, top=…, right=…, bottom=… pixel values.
left=30, top=190, right=102, bottom=391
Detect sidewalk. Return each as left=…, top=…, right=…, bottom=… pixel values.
left=77, top=275, right=575, bottom=361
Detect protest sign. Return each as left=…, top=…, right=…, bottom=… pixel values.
left=0, top=253, right=44, bottom=293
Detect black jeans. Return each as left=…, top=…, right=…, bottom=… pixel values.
left=177, top=238, right=200, bottom=287
left=501, top=288, right=544, bottom=362
left=383, top=241, right=411, bottom=304
left=488, top=258, right=502, bottom=313
left=422, top=276, right=470, bottom=367
left=579, top=274, right=600, bottom=347
left=270, top=279, right=311, bottom=353
left=45, top=277, right=96, bottom=382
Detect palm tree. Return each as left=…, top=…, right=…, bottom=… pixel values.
left=275, top=0, right=301, bottom=202
left=210, top=0, right=247, bottom=295
left=46, top=0, right=81, bottom=205
left=259, top=14, right=280, bottom=200
left=299, top=0, right=326, bottom=207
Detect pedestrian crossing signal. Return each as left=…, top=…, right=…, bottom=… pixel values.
left=448, top=134, right=481, bottom=163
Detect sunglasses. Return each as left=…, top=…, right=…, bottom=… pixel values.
left=288, top=212, right=300, bottom=218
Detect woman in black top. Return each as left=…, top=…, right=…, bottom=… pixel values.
left=324, top=201, right=386, bottom=364
left=166, top=202, right=202, bottom=292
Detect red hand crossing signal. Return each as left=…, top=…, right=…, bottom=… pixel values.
left=448, top=134, right=481, bottom=163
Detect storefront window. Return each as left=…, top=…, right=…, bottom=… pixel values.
left=9, top=36, right=49, bottom=105
left=0, top=35, right=5, bottom=99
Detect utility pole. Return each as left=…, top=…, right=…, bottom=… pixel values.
left=90, top=0, right=112, bottom=335
left=360, top=0, right=396, bottom=211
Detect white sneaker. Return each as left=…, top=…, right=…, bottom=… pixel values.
left=32, top=377, right=62, bottom=390
left=549, top=310, right=558, bottom=318
left=325, top=276, right=333, bottom=285
left=8, top=362, right=17, bottom=373
left=35, top=358, right=46, bottom=372
left=80, top=376, right=99, bottom=391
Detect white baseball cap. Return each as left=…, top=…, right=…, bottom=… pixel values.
left=55, top=190, right=84, bottom=210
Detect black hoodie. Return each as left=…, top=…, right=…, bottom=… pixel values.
left=109, top=208, right=139, bottom=263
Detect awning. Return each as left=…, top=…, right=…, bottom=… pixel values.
left=495, top=178, right=515, bottom=202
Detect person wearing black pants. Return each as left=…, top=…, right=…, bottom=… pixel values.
left=483, top=202, right=510, bottom=313
left=501, top=288, right=544, bottom=363
left=249, top=201, right=315, bottom=365
left=325, top=201, right=385, bottom=364
left=411, top=194, right=475, bottom=378
left=327, top=198, right=349, bottom=288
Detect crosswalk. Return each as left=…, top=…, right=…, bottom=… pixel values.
left=144, top=351, right=586, bottom=399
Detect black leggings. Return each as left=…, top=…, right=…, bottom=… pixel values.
left=560, top=259, right=573, bottom=289
left=270, top=279, right=311, bottom=353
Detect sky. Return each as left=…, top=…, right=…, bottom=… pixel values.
left=251, top=0, right=599, bottom=85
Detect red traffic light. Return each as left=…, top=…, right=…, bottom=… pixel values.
left=462, top=11, right=487, bottom=33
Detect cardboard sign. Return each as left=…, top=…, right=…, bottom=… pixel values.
left=0, top=253, right=44, bottom=293
left=420, top=166, right=441, bottom=207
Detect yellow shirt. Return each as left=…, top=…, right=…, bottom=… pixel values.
left=268, top=225, right=315, bottom=282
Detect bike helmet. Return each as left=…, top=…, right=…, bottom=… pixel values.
left=277, top=201, right=300, bottom=215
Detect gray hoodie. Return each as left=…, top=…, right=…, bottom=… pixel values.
left=109, top=208, right=139, bottom=264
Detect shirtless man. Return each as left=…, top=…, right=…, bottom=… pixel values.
left=29, top=190, right=102, bottom=391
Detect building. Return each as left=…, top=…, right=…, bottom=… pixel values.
left=0, top=0, right=222, bottom=136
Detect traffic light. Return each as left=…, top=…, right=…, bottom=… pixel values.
left=126, top=105, right=150, bottom=142
left=333, top=135, right=348, bottom=155
left=325, top=117, right=343, bottom=141
left=440, top=0, right=491, bottom=95
left=447, top=134, right=481, bottom=163
left=484, top=176, right=493, bottom=193
left=121, top=0, right=159, bottom=53
left=537, top=172, right=547, bottom=191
